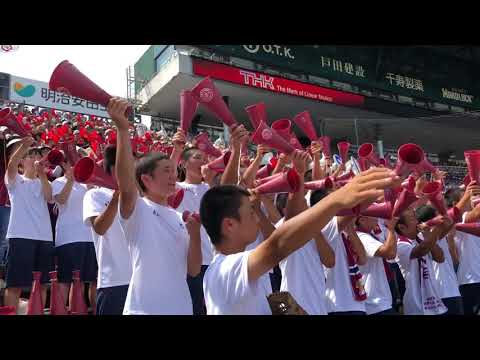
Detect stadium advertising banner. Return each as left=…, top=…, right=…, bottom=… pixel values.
left=9, top=75, right=110, bottom=118
left=192, top=58, right=365, bottom=107
left=200, top=45, right=480, bottom=109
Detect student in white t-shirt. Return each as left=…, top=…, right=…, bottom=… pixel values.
left=169, top=130, right=214, bottom=315
left=52, top=159, right=97, bottom=312
left=394, top=208, right=451, bottom=315
left=83, top=145, right=132, bottom=315
left=415, top=204, right=462, bottom=315
left=308, top=189, right=368, bottom=315
left=3, top=138, right=54, bottom=313
left=445, top=182, right=480, bottom=315
left=108, top=98, right=202, bottom=315
left=275, top=153, right=335, bottom=315
left=200, top=152, right=400, bottom=315
left=355, top=215, right=399, bottom=315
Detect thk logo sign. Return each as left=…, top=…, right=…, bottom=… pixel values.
left=242, top=45, right=295, bottom=59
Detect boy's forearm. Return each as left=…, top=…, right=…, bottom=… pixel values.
left=220, top=148, right=240, bottom=186
left=241, top=155, right=262, bottom=188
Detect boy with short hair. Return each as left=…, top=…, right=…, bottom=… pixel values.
left=3, top=138, right=54, bottom=312
left=83, top=145, right=131, bottom=315
left=200, top=163, right=399, bottom=315
left=108, top=98, right=202, bottom=315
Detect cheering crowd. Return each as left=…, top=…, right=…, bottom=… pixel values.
left=1, top=73, right=480, bottom=316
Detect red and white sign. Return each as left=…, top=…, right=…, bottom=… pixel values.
left=192, top=59, right=364, bottom=107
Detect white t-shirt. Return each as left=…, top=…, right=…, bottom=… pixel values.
left=5, top=173, right=53, bottom=242
left=455, top=213, right=480, bottom=285
left=396, top=234, right=446, bottom=315
left=323, top=217, right=366, bottom=313
left=357, top=231, right=392, bottom=315
left=119, top=197, right=193, bottom=315
left=52, top=177, right=92, bottom=247
left=203, top=250, right=272, bottom=315
left=279, top=239, right=328, bottom=315
left=432, top=238, right=460, bottom=299
left=176, top=182, right=213, bottom=265
left=83, top=187, right=132, bottom=289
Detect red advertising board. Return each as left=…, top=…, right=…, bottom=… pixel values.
left=192, top=58, right=364, bottom=107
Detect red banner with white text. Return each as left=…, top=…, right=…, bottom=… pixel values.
left=192, top=58, right=365, bottom=107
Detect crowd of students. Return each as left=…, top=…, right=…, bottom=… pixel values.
left=1, top=97, right=480, bottom=316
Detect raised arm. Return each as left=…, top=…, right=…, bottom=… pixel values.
left=241, top=144, right=269, bottom=188
left=185, top=215, right=202, bottom=277
left=259, top=194, right=282, bottom=225
left=107, top=98, right=138, bottom=220
left=446, top=229, right=460, bottom=267
left=90, top=191, right=120, bottom=236
left=248, top=167, right=400, bottom=281
left=7, top=137, right=33, bottom=184
left=374, top=217, right=399, bottom=260
left=410, top=216, right=451, bottom=260
left=311, top=141, right=326, bottom=181
left=220, top=125, right=248, bottom=186
left=251, top=193, right=276, bottom=240
left=34, top=162, right=53, bottom=203
left=170, top=128, right=186, bottom=165
left=284, top=150, right=309, bottom=220
left=53, top=163, right=74, bottom=205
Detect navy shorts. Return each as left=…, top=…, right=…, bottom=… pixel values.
left=56, top=242, right=98, bottom=283
left=5, top=238, right=55, bottom=288
left=96, top=285, right=129, bottom=315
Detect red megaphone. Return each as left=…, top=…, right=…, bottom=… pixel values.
left=180, top=90, right=198, bottom=133
left=194, top=132, right=223, bottom=158
left=254, top=172, right=285, bottom=187
left=422, top=181, right=447, bottom=216
left=358, top=143, right=381, bottom=167
left=207, top=151, right=232, bottom=173
left=59, top=139, right=79, bottom=166
left=27, top=271, right=44, bottom=315
left=256, top=157, right=278, bottom=179
left=245, top=103, right=266, bottom=130
left=425, top=206, right=461, bottom=227
left=392, top=188, right=419, bottom=217
left=337, top=205, right=362, bottom=217
left=337, top=141, right=350, bottom=164
left=304, top=177, right=334, bottom=191
left=393, top=143, right=425, bottom=178
left=416, top=158, right=437, bottom=175
left=39, top=149, right=65, bottom=167
left=182, top=210, right=200, bottom=223
left=464, top=150, right=480, bottom=184
left=0, top=107, right=30, bottom=137
left=74, top=157, right=118, bottom=189
left=254, top=168, right=301, bottom=194
left=271, top=119, right=292, bottom=143
left=49, top=271, right=68, bottom=315
left=455, top=222, right=480, bottom=237
left=293, top=111, right=318, bottom=142
left=358, top=157, right=370, bottom=172
left=360, top=202, right=393, bottom=220
left=251, top=121, right=295, bottom=155
left=0, top=306, right=16, bottom=315
left=49, top=60, right=132, bottom=115
left=318, top=136, right=331, bottom=159
left=168, top=188, right=184, bottom=209
left=190, top=77, right=237, bottom=127
left=70, top=270, right=88, bottom=315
